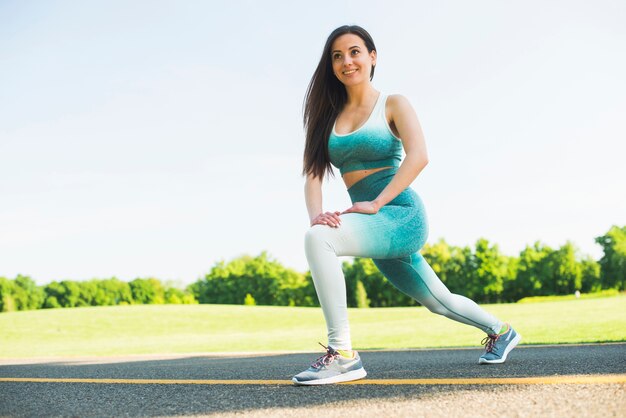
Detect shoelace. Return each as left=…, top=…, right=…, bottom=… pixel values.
left=481, top=334, right=500, bottom=353
left=310, top=342, right=340, bottom=369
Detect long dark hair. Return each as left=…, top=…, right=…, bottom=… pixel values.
left=302, top=25, right=377, bottom=180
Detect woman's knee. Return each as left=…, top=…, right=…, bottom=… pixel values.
left=304, top=224, right=327, bottom=242
left=304, top=224, right=335, bottom=253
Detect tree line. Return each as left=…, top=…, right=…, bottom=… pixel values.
left=1, top=225, right=624, bottom=312
left=0, top=277, right=197, bottom=312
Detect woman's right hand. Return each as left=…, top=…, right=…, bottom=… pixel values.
left=310, top=211, right=342, bottom=228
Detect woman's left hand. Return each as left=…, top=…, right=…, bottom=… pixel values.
left=341, top=201, right=380, bottom=215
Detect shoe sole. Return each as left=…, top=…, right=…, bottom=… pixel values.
left=479, top=333, right=522, bottom=364
left=292, top=368, right=367, bottom=386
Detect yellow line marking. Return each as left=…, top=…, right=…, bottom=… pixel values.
left=0, top=374, right=625, bottom=385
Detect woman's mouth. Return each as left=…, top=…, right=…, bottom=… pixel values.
left=343, top=68, right=358, bottom=75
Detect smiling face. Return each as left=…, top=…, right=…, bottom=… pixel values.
left=330, top=33, right=377, bottom=87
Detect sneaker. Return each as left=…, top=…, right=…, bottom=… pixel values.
left=479, top=324, right=521, bottom=364
left=292, top=343, right=367, bottom=385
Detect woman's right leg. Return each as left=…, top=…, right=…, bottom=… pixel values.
left=304, top=212, right=394, bottom=350
left=304, top=225, right=354, bottom=351
left=294, top=215, right=381, bottom=385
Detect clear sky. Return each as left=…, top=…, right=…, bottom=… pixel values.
left=1, top=1, right=625, bottom=286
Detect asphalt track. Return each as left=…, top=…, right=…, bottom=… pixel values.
left=0, top=343, right=624, bottom=417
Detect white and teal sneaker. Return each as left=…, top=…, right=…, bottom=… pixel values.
left=292, top=343, right=367, bottom=385
left=479, top=323, right=521, bottom=364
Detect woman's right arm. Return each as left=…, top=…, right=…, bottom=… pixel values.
left=305, top=173, right=341, bottom=228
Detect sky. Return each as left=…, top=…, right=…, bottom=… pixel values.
left=1, top=0, right=625, bottom=286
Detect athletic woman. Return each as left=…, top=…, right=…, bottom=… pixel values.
left=293, top=25, right=521, bottom=386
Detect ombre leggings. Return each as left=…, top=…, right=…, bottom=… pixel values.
left=305, top=168, right=503, bottom=350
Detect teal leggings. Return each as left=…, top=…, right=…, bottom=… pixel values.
left=304, top=168, right=502, bottom=350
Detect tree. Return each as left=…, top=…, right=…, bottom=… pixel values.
left=421, top=240, right=453, bottom=285
left=0, top=275, right=45, bottom=311
left=512, top=242, right=553, bottom=300
left=164, top=286, right=197, bottom=304
left=14, top=275, right=44, bottom=310
left=94, top=278, right=134, bottom=306
left=354, top=280, right=369, bottom=308
left=579, top=257, right=601, bottom=293
left=129, top=278, right=165, bottom=304
left=78, top=280, right=99, bottom=306
left=0, top=277, right=16, bottom=312
left=356, top=258, right=417, bottom=307
left=463, top=239, right=509, bottom=303
left=421, top=239, right=469, bottom=296
left=549, top=242, right=582, bottom=295
left=275, top=268, right=316, bottom=307
left=43, top=281, right=82, bottom=308
left=502, top=255, right=519, bottom=302
left=190, top=252, right=314, bottom=306
left=595, top=225, right=626, bottom=290
left=298, top=272, right=320, bottom=307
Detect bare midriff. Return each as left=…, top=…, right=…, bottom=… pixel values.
left=343, top=166, right=393, bottom=189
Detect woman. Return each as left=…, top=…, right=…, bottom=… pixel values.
left=293, top=25, right=520, bottom=386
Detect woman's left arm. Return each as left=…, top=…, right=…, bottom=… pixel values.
left=342, top=94, right=428, bottom=214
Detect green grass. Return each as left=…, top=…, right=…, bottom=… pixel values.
left=517, top=289, right=621, bottom=303
left=1, top=295, right=624, bottom=358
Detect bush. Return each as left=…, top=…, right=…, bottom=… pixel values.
left=243, top=293, right=256, bottom=306
left=190, top=252, right=316, bottom=307
left=129, top=278, right=164, bottom=304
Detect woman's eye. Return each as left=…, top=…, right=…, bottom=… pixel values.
left=351, top=49, right=360, bottom=55
left=333, top=54, right=342, bottom=60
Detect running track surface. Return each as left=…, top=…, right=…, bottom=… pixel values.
left=1, top=343, right=624, bottom=417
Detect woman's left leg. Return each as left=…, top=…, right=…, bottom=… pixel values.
left=373, top=252, right=522, bottom=365
left=373, top=253, right=503, bottom=335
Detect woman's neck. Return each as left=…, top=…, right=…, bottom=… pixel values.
left=344, top=83, right=378, bottom=107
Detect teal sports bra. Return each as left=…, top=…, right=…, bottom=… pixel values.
left=328, top=93, right=403, bottom=176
